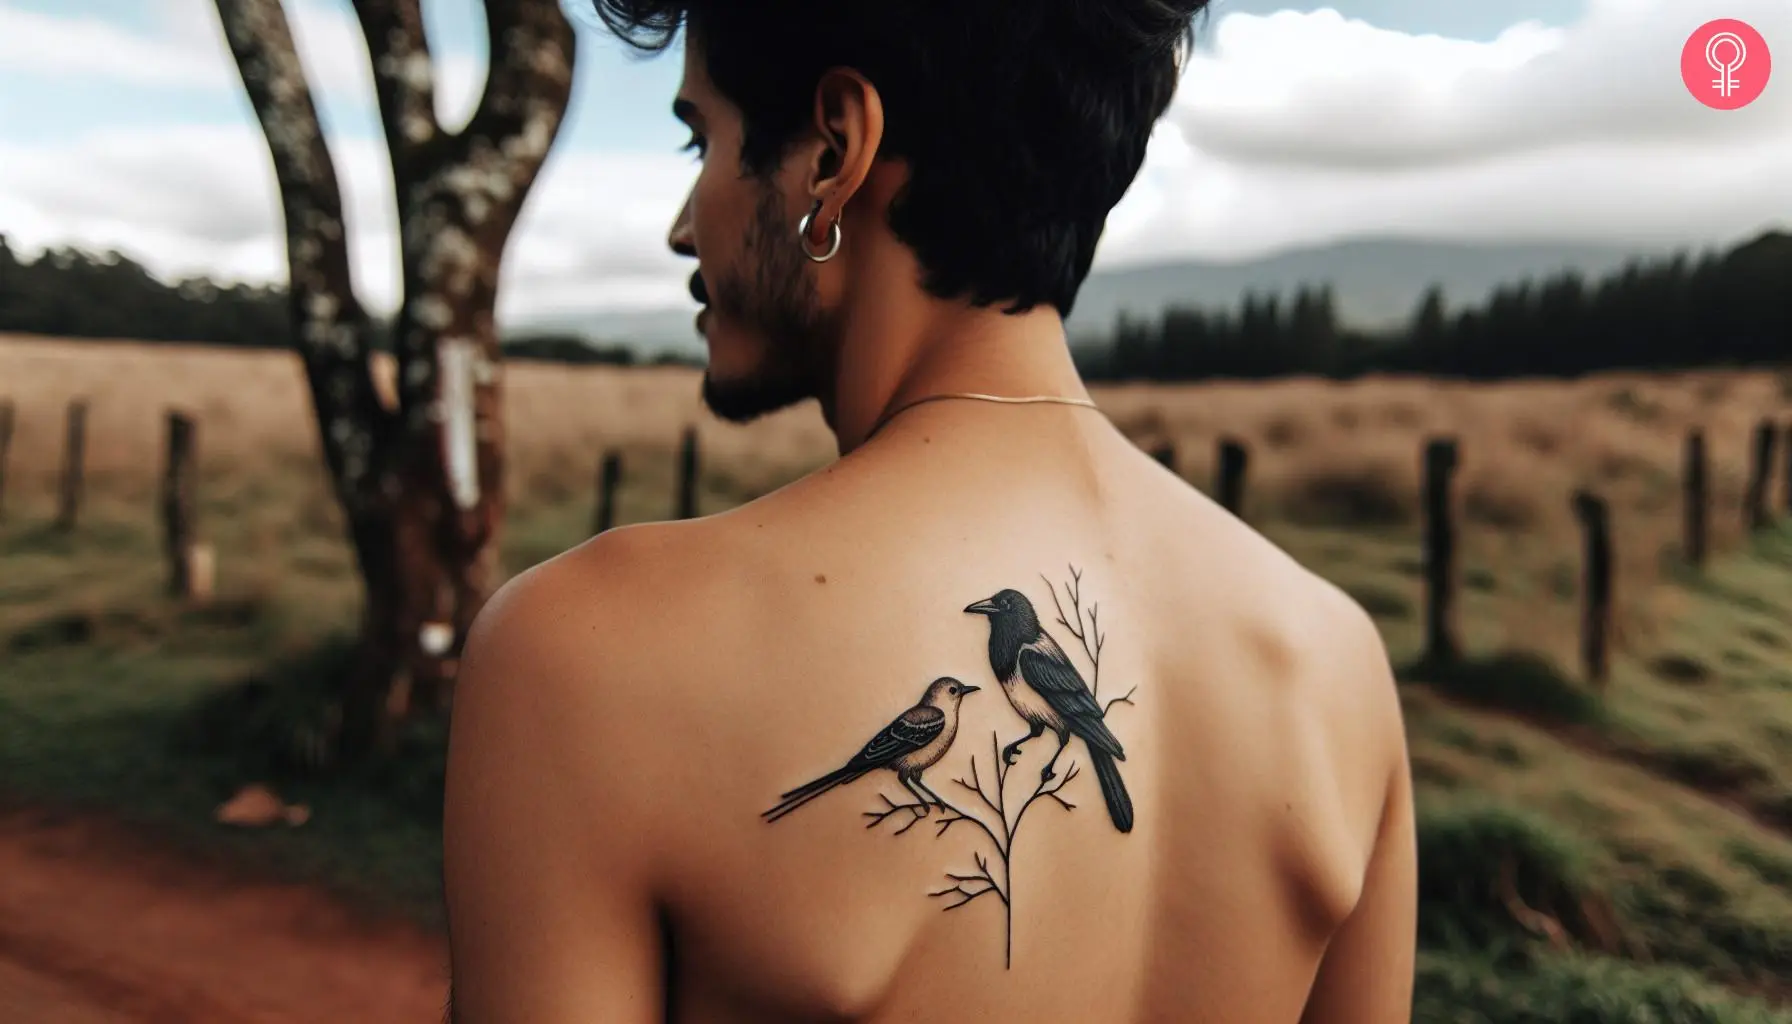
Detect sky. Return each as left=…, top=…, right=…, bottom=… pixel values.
left=0, top=0, right=1787, bottom=327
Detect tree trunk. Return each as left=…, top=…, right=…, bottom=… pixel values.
left=213, top=0, right=576, bottom=758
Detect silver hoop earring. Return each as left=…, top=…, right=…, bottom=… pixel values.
left=797, top=210, right=842, bottom=263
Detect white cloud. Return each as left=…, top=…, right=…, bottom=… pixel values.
left=0, top=121, right=697, bottom=321
left=1101, top=0, right=1792, bottom=263
left=0, top=0, right=1787, bottom=323
left=0, top=3, right=232, bottom=88
left=1170, top=0, right=1789, bottom=169
left=0, top=0, right=483, bottom=131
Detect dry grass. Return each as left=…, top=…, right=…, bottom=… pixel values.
left=3, top=333, right=1787, bottom=657
left=9, top=335, right=1792, bottom=1014
left=0, top=335, right=837, bottom=507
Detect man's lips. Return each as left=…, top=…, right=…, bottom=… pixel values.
left=691, top=270, right=711, bottom=335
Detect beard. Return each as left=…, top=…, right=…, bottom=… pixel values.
left=699, top=186, right=840, bottom=424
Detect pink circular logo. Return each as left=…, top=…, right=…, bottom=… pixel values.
left=1683, top=20, right=1771, bottom=109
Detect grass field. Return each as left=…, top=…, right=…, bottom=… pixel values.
left=4, top=334, right=1792, bottom=1021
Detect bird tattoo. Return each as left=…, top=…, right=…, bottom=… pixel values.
left=965, top=589, right=1134, bottom=833
left=762, top=676, right=980, bottom=824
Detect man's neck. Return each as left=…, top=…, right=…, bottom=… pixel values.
left=823, top=291, right=1090, bottom=455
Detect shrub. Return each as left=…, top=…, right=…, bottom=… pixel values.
left=1282, top=460, right=1414, bottom=527
left=1412, top=650, right=1605, bottom=726
left=1413, top=951, right=1792, bottom=1024
left=1417, top=799, right=1619, bottom=954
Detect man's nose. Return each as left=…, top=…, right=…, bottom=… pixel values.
left=667, top=191, right=695, bottom=258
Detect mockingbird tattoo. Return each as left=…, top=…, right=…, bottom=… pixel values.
left=762, top=676, right=979, bottom=823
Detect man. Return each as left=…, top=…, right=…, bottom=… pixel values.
left=442, top=2, right=1416, bottom=1021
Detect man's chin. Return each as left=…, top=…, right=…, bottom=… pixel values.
left=699, top=369, right=812, bottom=424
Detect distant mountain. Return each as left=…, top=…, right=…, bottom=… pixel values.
left=509, top=307, right=709, bottom=359
left=1063, top=238, right=1647, bottom=340
left=506, top=238, right=1676, bottom=354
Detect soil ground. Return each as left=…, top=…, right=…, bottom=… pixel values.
left=0, top=806, right=449, bottom=1024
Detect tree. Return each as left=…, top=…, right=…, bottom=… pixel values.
left=212, top=0, right=577, bottom=757
left=1410, top=285, right=1448, bottom=371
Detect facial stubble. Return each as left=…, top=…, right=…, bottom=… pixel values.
left=700, top=186, right=840, bottom=423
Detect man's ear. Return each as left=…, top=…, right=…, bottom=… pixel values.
left=807, top=67, right=886, bottom=225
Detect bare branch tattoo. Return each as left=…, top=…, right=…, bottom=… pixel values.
left=762, top=566, right=1137, bottom=968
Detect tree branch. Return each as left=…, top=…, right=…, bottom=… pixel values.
left=1043, top=566, right=1105, bottom=699
left=350, top=0, right=441, bottom=198
left=929, top=851, right=1008, bottom=909
left=212, top=0, right=393, bottom=524
left=1010, top=762, right=1080, bottom=849
left=1102, top=686, right=1138, bottom=719
left=863, top=793, right=931, bottom=836
left=867, top=790, right=1003, bottom=852
left=955, top=747, right=1006, bottom=829
left=445, top=0, right=575, bottom=237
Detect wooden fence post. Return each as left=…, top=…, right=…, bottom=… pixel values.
left=1745, top=419, right=1776, bottom=531
left=57, top=399, right=87, bottom=532
left=1783, top=419, right=1792, bottom=517
left=1150, top=441, right=1176, bottom=473
left=593, top=450, right=622, bottom=535
left=162, top=411, right=203, bottom=599
left=1215, top=437, right=1248, bottom=516
left=1572, top=489, right=1612, bottom=689
left=675, top=427, right=700, bottom=521
left=0, top=400, right=13, bottom=523
left=1683, top=429, right=1707, bottom=567
left=1421, top=437, right=1461, bottom=669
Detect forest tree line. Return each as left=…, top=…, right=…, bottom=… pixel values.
left=0, top=235, right=652, bottom=366
left=1088, top=230, right=1791, bottom=380
left=3, top=230, right=1787, bottom=380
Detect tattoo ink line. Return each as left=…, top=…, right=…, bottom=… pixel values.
left=764, top=567, right=1137, bottom=968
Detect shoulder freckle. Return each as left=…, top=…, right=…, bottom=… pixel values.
left=815, top=573, right=828, bottom=584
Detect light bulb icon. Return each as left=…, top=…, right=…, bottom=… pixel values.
left=1707, top=32, right=1748, bottom=98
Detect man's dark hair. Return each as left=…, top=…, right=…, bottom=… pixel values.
left=588, top=1, right=1210, bottom=319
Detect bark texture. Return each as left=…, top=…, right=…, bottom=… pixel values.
left=214, top=0, right=576, bottom=757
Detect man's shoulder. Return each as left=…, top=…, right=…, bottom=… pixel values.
left=1202, top=523, right=1401, bottom=744
left=448, top=517, right=779, bottom=846
left=467, top=516, right=765, bottom=683
left=457, top=506, right=838, bottom=740
left=1269, top=549, right=1407, bottom=798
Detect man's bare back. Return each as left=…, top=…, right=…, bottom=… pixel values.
left=443, top=404, right=1414, bottom=1022
left=443, top=2, right=1414, bottom=1018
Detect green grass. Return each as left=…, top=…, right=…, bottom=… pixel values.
left=4, top=465, right=1792, bottom=1018
left=1415, top=798, right=1614, bottom=954
left=1415, top=951, right=1792, bottom=1023
left=1406, top=650, right=1607, bottom=727
left=0, top=445, right=752, bottom=927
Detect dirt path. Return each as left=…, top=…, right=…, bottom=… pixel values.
left=0, top=806, right=449, bottom=1023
